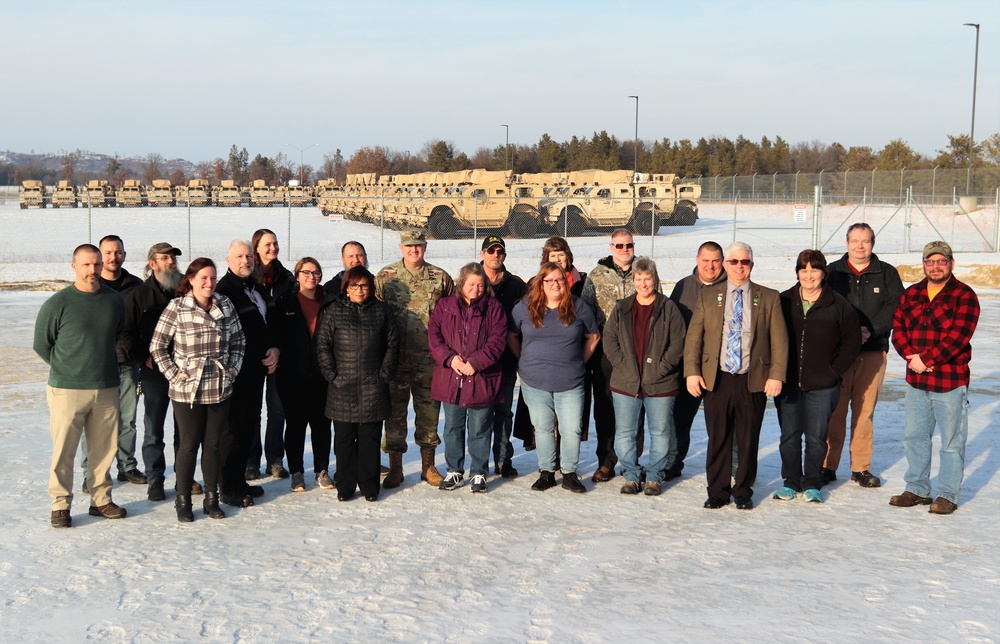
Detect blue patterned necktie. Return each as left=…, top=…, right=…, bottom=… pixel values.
left=725, top=289, right=743, bottom=374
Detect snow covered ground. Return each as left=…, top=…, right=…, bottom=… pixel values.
left=1, top=203, right=998, bottom=641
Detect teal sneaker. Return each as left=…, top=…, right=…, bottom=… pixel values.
left=772, top=486, right=797, bottom=501
left=804, top=488, right=824, bottom=503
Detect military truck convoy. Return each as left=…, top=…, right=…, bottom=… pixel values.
left=16, top=179, right=319, bottom=208
left=316, top=169, right=701, bottom=238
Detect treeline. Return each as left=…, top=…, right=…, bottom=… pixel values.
left=4, top=132, right=999, bottom=188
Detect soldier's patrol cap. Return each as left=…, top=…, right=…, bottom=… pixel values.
left=481, top=235, right=506, bottom=252
left=400, top=230, right=427, bottom=246
left=922, top=240, right=952, bottom=260
left=148, top=242, right=182, bottom=260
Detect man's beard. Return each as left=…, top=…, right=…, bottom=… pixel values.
left=156, top=268, right=182, bottom=291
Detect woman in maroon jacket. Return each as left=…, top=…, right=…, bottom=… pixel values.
left=428, top=263, right=508, bottom=493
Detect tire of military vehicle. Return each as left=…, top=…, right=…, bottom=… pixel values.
left=73, top=201, right=78, bottom=208
left=428, top=209, right=459, bottom=239
left=556, top=206, right=586, bottom=238
left=53, top=203, right=60, bottom=209
left=628, top=206, right=656, bottom=236
left=506, top=208, right=540, bottom=239
left=674, top=204, right=698, bottom=226
left=20, top=203, right=26, bottom=209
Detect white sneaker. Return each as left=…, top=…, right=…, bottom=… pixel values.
left=438, top=471, right=464, bottom=491
left=470, top=474, right=487, bottom=493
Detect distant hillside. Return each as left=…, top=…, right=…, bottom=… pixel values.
left=0, top=150, right=196, bottom=184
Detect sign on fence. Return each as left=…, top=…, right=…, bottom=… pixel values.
left=793, top=204, right=807, bottom=223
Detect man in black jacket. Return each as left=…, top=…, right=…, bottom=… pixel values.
left=323, top=240, right=368, bottom=299
left=480, top=235, right=526, bottom=477
left=122, top=242, right=183, bottom=501
left=216, top=240, right=280, bottom=507
left=824, top=223, right=904, bottom=488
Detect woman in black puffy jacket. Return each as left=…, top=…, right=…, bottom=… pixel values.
left=316, top=266, right=400, bottom=502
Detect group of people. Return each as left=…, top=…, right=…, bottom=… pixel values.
left=34, top=222, right=980, bottom=528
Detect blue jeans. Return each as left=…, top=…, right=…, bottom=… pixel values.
left=81, top=363, right=139, bottom=475
left=903, top=385, right=969, bottom=503
left=775, top=386, right=840, bottom=491
left=140, top=373, right=175, bottom=485
left=250, top=372, right=285, bottom=469
left=520, top=382, right=585, bottom=474
left=613, top=393, right=676, bottom=483
left=442, top=402, right=494, bottom=477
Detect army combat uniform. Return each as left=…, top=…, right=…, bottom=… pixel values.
left=375, top=260, right=454, bottom=454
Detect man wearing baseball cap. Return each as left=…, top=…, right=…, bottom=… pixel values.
left=479, top=235, right=526, bottom=477
left=122, top=242, right=185, bottom=501
left=375, top=229, right=454, bottom=487
left=889, top=240, right=979, bottom=515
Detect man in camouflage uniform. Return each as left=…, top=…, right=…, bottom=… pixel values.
left=375, top=230, right=454, bottom=487
left=581, top=228, right=641, bottom=483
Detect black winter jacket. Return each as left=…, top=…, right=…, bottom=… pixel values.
left=316, top=296, right=400, bottom=423
left=603, top=293, right=687, bottom=397
left=123, top=276, right=175, bottom=379
left=216, top=271, right=276, bottom=382
left=779, top=284, right=862, bottom=391
left=827, top=253, right=903, bottom=353
left=274, top=287, right=331, bottom=397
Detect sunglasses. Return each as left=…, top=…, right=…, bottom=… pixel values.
left=613, top=243, right=635, bottom=250
left=725, top=259, right=752, bottom=266
left=484, top=247, right=506, bottom=255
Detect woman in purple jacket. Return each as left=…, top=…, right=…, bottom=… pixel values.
left=428, top=263, right=508, bottom=493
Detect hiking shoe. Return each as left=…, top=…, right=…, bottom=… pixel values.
left=222, top=492, right=254, bottom=508
left=269, top=464, right=290, bottom=479
left=561, top=472, right=586, bottom=493
left=191, top=481, right=204, bottom=495
left=804, top=488, right=824, bottom=503
left=497, top=463, right=519, bottom=478
left=591, top=465, right=615, bottom=483
left=245, top=468, right=261, bottom=481
left=929, top=497, right=957, bottom=515
left=772, top=486, right=797, bottom=501
left=438, top=471, right=464, bottom=491
left=643, top=481, right=662, bottom=497
left=291, top=472, right=307, bottom=493
left=50, top=509, right=71, bottom=528
left=147, top=481, right=166, bottom=502
left=735, top=496, right=754, bottom=510
left=316, top=470, right=335, bottom=489
left=89, top=502, right=127, bottom=519
left=470, top=474, right=487, bottom=493
left=620, top=480, right=641, bottom=495
left=531, top=471, right=557, bottom=491
left=662, top=469, right=682, bottom=482
left=889, top=490, right=932, bottom=507
left=117, top=469, right=148, bottom=484
left=821, top=468, right=837, bottom=484
left=851, top=470, right=881, bottom=488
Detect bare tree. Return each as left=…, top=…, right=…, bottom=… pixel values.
left=141, top=152, right=165, bottom=185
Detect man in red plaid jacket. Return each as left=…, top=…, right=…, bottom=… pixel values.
left=889, top=241, right=980, bottom=515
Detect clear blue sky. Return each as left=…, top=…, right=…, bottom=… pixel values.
left=5, top=0, right=999, bottom=164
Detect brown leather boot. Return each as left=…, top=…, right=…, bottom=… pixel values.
left=383, top=452, right=404, bottom=489
left=420, top=447, right=444, bottom=486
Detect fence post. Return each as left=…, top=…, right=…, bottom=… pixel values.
left=87, top=197, right=93, bottom=245
left=379, top=193, right=385, bottom=262
left=812, top=185, right=821, bottom=248
left=994, top=187, right=999, bottom=252
left=871, top=168, right=876, bottom=202
left=474, top=200, right=478, bottom=256
left=286, top=197, right=292, bottom=262
left=904, top=187, right=911, bottom=254
left=187, top=200, right=192, bottom=258
left=772, top=172, right=777, bottom=204
left=732, top=191, right=738, bottom=242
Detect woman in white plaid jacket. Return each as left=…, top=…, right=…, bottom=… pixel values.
left=151, top=257, right=245, bottom=523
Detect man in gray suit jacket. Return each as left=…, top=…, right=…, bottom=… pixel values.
left=683, top=241, right=788, bottom=510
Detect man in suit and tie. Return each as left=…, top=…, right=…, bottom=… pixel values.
left=683, top=241, right=788, bottom=510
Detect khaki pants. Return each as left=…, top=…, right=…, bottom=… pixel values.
left=47, top=386, right=119, bottom=511
left=825, top=351, right=887, bottom=473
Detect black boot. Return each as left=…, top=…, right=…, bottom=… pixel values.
left=175, top=494, right=194, bottom=523
left=203, top=491, right=226, bottom=519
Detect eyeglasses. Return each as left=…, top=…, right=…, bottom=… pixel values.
left=298, top=270, right=322, bottom=278
left=725, top=259, right=752, bottom=266
left=347, top=283, right=370, bottom=291
left=543, top=278, right=567, bottom=285
left=922, top=258, right=951, bottom=267
left=484, top=247, right=506, bottom=255
left=613, top=243, right=635, bottom=250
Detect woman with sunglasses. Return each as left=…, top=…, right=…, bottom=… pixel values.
left=773, top=250, right=861, bottom=504
left=274, top=257, right=334, bottom=494
left=316, top=266, right=399, bottom=502
left=509, top=262, right=600, bottom=492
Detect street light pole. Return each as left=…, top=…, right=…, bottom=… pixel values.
left=628, top=96, right=639, bottom=175
left=963, top=22, right=980, bottom=194
left=284, top=143, right=320, bottom=184
left=500, top=124, right=510, bottom=173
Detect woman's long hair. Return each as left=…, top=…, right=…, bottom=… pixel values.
left=176, top=257, right=217, bottom=297
left=526, top=262, right=575, bottom=328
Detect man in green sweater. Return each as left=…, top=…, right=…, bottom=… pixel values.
left=34, top=244, right=128, bottom=528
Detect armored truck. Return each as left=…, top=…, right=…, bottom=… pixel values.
left=51, top=180, right=78, bottom=208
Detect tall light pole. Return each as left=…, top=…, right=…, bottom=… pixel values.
left=963, top=22, right=980, bottom=194
left=284, top=143, right=319, bottom=184
left=500, top=124, right=510, bottom=172
left=628, top=95, right=639, bottom=175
